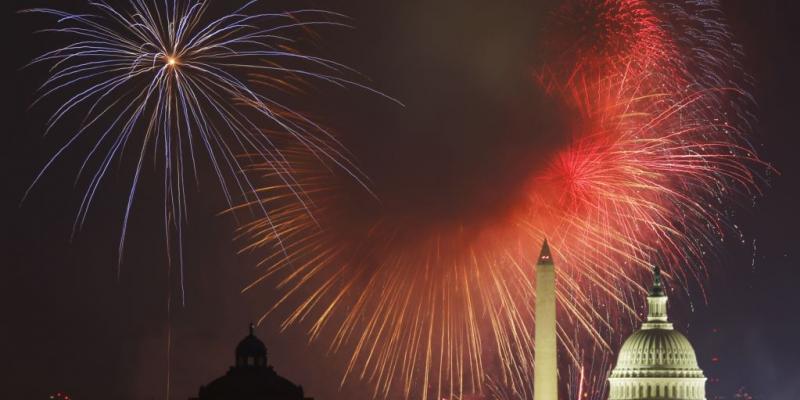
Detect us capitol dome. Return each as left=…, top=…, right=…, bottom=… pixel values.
left=608, top=266, right=707, bottom=400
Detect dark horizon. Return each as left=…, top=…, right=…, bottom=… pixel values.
left=3, top=0, right=800, bottom=399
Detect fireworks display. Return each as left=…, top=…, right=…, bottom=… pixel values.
left=234, top=1, right=767, bottom=399
left=21, top=0, right=392, bottom=301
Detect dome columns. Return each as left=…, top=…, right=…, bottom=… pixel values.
left=646, top=295, right=668, bottom=323
left=608, top=378, right=706, bottom=399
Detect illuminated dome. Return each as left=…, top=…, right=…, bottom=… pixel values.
left=614, top=329, right=701, bottom=372
left=608, top=267, right=707, bottom=400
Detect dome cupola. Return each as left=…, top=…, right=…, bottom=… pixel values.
left=235, top=323, right=267, bottom=368
left=608, top=267, right=707, bottom=400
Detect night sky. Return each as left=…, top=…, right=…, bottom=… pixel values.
left=3, top=1, right=799, bottom=399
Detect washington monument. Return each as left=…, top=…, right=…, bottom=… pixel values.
left=534, top=239, right=557, bottom=400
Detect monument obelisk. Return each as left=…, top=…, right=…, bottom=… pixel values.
left=534, top=239, right=557, bottom=400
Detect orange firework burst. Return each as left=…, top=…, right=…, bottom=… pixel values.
left=232, top=1, right=768, bottom=399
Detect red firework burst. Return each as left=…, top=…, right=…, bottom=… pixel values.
left=233, top=1, right=768, bottom=399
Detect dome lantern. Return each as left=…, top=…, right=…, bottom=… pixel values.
left=235, top=323, right=267, bottom=368
left=643, top=265, right=670, bottom=329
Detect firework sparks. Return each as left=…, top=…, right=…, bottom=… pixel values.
left=233, top=1, right=766, bottom=399
left=21, top=0, right=394, bottom=301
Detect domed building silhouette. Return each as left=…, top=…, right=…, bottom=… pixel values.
left=608, top=267, right=707, bottom=400
left=189, top=324, right=313, bottom=400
